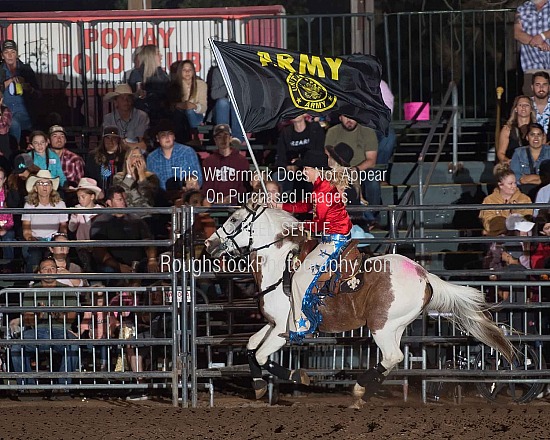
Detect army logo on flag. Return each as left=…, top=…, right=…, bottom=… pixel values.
left=287, top=73, right=337, bottom=112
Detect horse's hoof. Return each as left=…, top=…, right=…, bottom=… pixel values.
left=352, top=383, right=365, bottom=399
left=253, top=378, right=268, bottom=400
left=289, top=369, right=310, bottom=386
left=348, top=398, right=366, bottom=409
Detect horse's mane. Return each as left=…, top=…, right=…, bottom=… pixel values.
left=265, top=207, right=297, bottom=229
left=264, top=208, right=309, bottom=250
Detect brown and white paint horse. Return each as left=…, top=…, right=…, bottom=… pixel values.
left=205, top=202, right=514, bottom=407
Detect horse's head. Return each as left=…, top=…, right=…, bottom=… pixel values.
left=205, top=200, right=263, bottom=258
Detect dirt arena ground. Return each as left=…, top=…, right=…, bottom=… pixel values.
left=2, top=388, right=550, bottom=440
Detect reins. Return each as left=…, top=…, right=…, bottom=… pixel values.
left=217, top=204, right=291, bottom=296
left=217, top=205, right=286, bottom=257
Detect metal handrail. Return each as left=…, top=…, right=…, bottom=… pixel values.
left=386, top=81, right=460, bottom=256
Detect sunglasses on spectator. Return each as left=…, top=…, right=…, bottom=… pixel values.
left=36, top=181, right=52, bottom=186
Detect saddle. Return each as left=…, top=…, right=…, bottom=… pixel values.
left=285, top=239, right=366, bottom=296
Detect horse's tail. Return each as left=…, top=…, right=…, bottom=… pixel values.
left=426, top=272, right=514, bottom=363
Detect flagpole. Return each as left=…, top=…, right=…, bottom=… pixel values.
left=209, top=38, right=269, bottom=196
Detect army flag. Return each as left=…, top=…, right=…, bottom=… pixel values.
left=210, top=40, right=391, bottom=135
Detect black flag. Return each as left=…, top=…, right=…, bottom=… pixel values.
left=211, top=40, right=391, bottom=135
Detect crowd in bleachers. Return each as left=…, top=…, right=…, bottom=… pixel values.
left=0, top=38, right=397, bottom=277
left=6, top=24, right=550, bottom=397
left=0, top=36, right=397, bottom=398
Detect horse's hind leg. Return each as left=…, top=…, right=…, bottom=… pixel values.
left=352, top=326, right=406, bottom=407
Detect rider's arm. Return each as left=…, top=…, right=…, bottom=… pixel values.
left=281, top=201, right=312, bottom=214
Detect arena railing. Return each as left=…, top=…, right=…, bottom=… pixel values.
left=0, top=206, right=185, bottom=406
left=184, top=203, right=550, bottom=407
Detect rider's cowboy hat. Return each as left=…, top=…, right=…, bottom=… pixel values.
left=294, top=150, right=329, bottom=169
left=67, top=177, right=104, bottom=199
left=103, top=83, right=133, bottom=101
left=26, top=170, right=60, bottom=193
left=326, top=142, right=354, bottom=167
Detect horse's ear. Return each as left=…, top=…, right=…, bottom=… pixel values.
left=245, top=197, right=260, bottom=212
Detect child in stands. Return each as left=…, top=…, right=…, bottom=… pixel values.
left=28, top=130, right=67, bottom=187
left=68, top=178, right=103, bottom=272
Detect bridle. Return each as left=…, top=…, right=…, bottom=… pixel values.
left=214, top=204, right=285, bottom=257
left=214, top=204, right=290, bottom=296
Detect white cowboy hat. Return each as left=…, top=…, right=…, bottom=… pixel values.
left=26, top=170, right=60, bottom=193
left=103, top=83, right=133, bottom=101
left=67, top=177, right=104, bottom=199
left=505, top=213, right=535, bottom=233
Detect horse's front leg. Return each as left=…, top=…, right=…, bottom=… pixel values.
left=248, top=299, right=310, bottom=399
left=246, top=324, right=272, bottom=399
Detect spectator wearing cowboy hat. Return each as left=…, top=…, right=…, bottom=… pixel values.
left=85, top=126, right=127, bottom=193
left=103, top=83, right=150, bottom=153
left=21, top=170, right=68, bottom=272
left=48, top=124, right=85, bottom=187
left=68, top=177, right=103, bottom=272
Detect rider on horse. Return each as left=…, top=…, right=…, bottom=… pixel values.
left=270, top=144, right=355, bottom=341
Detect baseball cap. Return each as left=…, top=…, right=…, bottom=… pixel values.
left=13, top=153, right=33, bottom=174
left=49, top=125, right=66, bottom=136
left=2, top=40, right=17, bottom=52
left=503, top=242, right=523, bottom=260
left=102, top=126, right=121, bottom=137
left=213, top=124, right=231, bottom=137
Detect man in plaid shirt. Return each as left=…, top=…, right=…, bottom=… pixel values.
left=515, top=0, right=550, bottom=94
left=48, top=125, right=85, bottom=187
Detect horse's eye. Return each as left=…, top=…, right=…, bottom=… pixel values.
left=230, top=217, right=237, bottom=223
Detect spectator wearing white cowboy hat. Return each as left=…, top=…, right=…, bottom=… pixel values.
left=103, top=83, right=150, bottom=153
left=21, top=170, right=68, bottom=272
left=67, top=177, right=103, bottom=273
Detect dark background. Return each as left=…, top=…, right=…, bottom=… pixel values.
left=0, top=0, right=349, bottom=14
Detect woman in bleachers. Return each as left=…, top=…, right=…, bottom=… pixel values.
left=497, top=95, right=535, bottom=164
left=85, top=126, right=126, bottom=193
left=169, top=60, right=207, bottom=130
left=479, top=163, right=533, bottom=237
left=113, top=147, right=159, bottom=213
left=21, top=170, right=68, bottom=272
left=128, top=44, right=170, bottom=126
